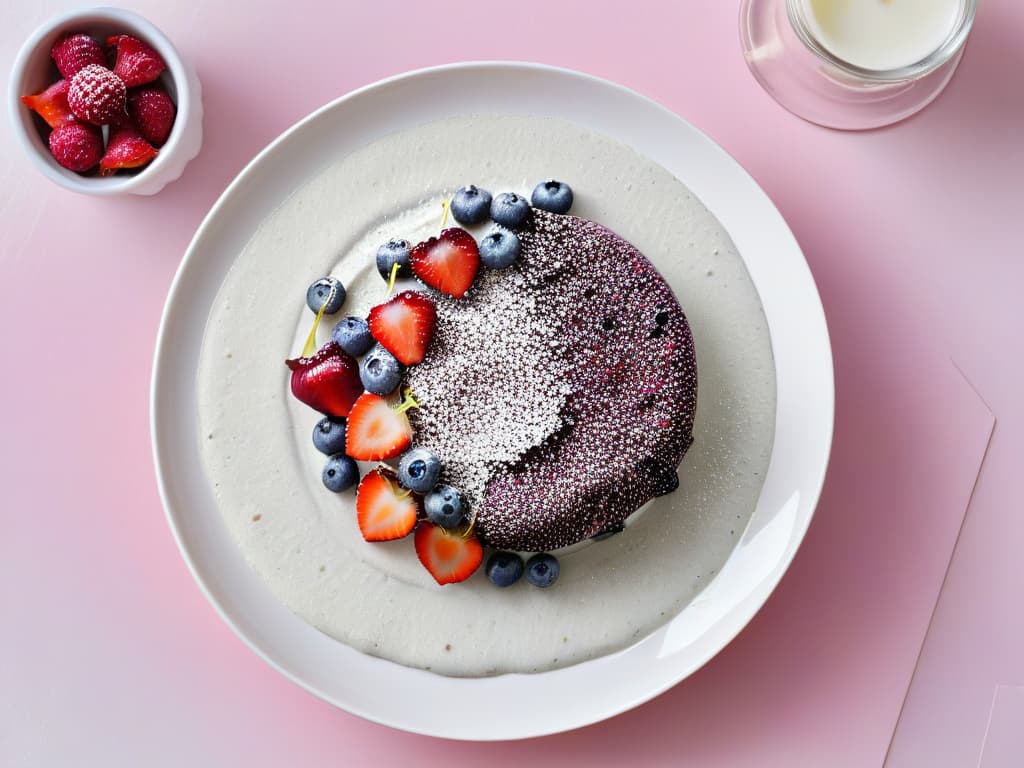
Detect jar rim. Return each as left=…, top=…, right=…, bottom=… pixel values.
left=786, top=0, right=977, bottom=82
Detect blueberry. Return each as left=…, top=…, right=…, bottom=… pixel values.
left=306, top=277, right=346, bottom=314
left=490, top=192, right=530, bottom=228
left=397, top=447, right=442, bottom=494
left=479, top=228, right=521, bottom=270
left=312, top=416, right=347, bottom=455
left=531, top=180, right=573, bottom=214
left=322, top=453, right=359, bottom=492
left=359, top=343, right=403, bottom=396
left=525, top=553, right=559, bottom=588
left=451, top=185, right=492, bottom=225
left=376, top=239, right=412, bottom=281
left=332, top=316, right=374, bottom=357
left=486, top=551, right=524, bottom=587
left=424, top=485, right=465, bottom=529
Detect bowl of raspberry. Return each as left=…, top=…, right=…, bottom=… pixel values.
left=8, top=7, right=202, bottom=196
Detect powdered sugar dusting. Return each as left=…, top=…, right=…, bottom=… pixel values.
left=408, top=265, right=572, bottom=510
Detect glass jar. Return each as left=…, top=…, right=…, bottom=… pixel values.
left=739, top=0, right=977, bottom=130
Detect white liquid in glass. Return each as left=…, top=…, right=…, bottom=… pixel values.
left=801, top=0, right=963, bottom=71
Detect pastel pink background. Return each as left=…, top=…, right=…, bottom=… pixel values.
left=2, top=1, right=1022, bottom=766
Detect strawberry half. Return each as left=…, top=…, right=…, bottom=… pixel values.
left=21, top=80, right=75, bottom=129
left=356, top=467, right=419, bottom=542
left=368, top=291, right=437, bottom=366
left=127, top=87, right=175, bottom=146
left=414, top=523, right=484, bottom=585
left=48, top=122, right=103, bottom=172
left=410, top=227, right=480, bottom=299
left=99, top=123, right=158, bottom=175
left=51, top=34, right=106, bottom=79
left=345, top=391, right=414, bottom=461
left=285, top=341, right=362, bottom=417
left=107, top=34, right=166, bottom=87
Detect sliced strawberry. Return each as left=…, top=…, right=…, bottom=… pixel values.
left=99, top=123, right=158, bottom=175
left=368, top=291, right=437, bottom=366
left=414, top=523, right=484, bottom=585
left=285, top=341, right=362, bottom=417
left=48, top=122, right=103, bottom=172
left=51, top=34, right=105, bottom=78
left=355, top=467, right=419, bottom=542
left=107, top=35, right=166, bottom=87
left=345, top=391, right=414, bottom=461
left=127, top=87, right=175, bottom=146
left=410, top=227, right=480, bottom=299
left=21, top=80, right=75, bottom=129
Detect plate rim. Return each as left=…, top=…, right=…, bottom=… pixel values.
left=151, top=60, right=834, bottom=740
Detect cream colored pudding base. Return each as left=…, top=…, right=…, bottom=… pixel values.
left=197, top=114, right=776, bottom=677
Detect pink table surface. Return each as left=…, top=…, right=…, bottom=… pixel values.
left=2, top=1, right=1023, bottom=766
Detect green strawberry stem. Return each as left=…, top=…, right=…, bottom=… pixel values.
left=382, top=472, right=412, bottom=500
left=394, top=388, right=420, bottom=414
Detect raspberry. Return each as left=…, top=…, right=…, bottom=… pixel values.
left=67, top=64, right=126, bottom=125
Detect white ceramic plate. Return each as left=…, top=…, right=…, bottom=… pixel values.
left=151, top=62, right=833, bottom=740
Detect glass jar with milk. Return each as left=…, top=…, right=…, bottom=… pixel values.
left=740, top=0, right=977, bottom=129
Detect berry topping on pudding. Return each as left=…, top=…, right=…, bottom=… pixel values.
left=358, top=343, right=403, bottom=396
left=486, top=551, right=524, bottom=587
left=530, top=179, right=574, bottom=214
left=285, top=342, right=362, bottom=418
left=490, top=192, right=531, bottom=228
left=345, top=390, right=417, bottom=461
left=332, top=316, right=375, bottom=357
left=525, top=553, right=560, bottom=588
left=322, top=454, right=359, bottom=493
left=410, top=228, right=480, bottom=298
left=414, top=523, right=484, bottom=585
left=311, top=416, right=347, bottom=455
left=450, top=184, right=492, bottom=225
left=306, top=277, right=346, bottom=314
left=397, top=447, right=442, bottom=494
left=376, top=239, right=413, bottom=281
left=356, top=467, right=419, bottom=541
left=368, top=291, right=437, bottom=366
left=424, top=485, right=466, bottom=529
left=478, top=228, right=521, bottom=270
